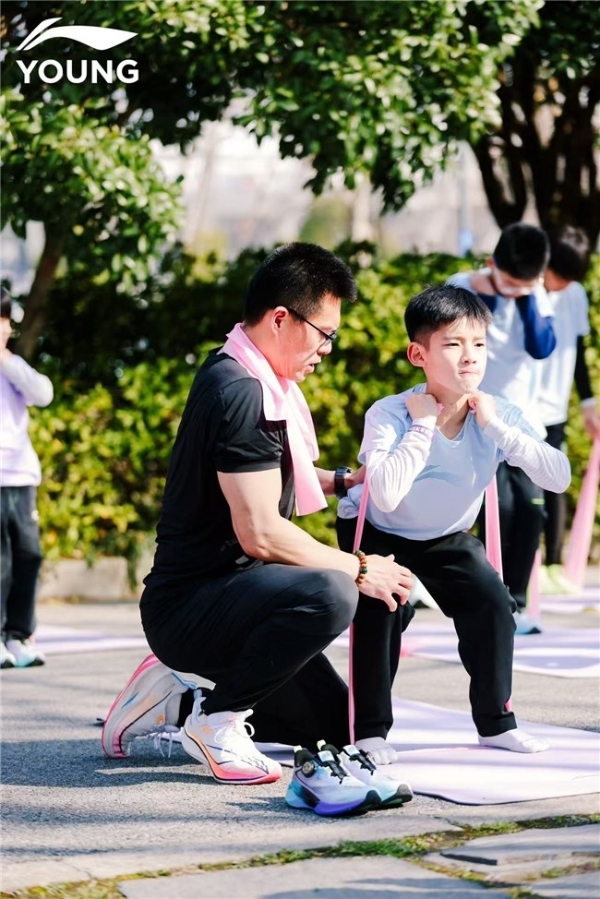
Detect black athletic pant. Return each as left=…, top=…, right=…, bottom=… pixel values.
left=478, top=461, right=546, bottom=610
left=0, top=486, right=43, bottom=641
left=141, top=564, right=356, bottom=750
left=337, top=517, right=517, bottom=739
left=543, top=423, right=567, bottom=566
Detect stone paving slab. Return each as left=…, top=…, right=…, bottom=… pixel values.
left=529, top=871, right=600, bottom=898
left=118, top=856, right=512, bottom=899
left=438, top=824, right=600, bottom=866
left=0, top=815, right=459, bottom=893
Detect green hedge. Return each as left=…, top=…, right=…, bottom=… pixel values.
left=29, top=249, right=599, bottom=578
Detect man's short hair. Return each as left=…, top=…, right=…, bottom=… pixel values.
left=405, top=285, right=493, bottom=344
left=244, top=242, right=357, bottom=325
left=493, top=223, right=550, bottom=280
left=548, top=225, right=591, bottom=283
left=0, top=286, right=13, bottom=320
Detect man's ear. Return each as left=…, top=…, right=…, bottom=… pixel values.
left=272, top=306, right=288, bottom=333
left=407, top=341, right=427, bottom=368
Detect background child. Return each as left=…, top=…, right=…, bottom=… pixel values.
left=447, top=224, right=553, bottom=634
left=537, top=226, right=600, bottom=593
left=337, top=285, right=570, bottom=764
left=1, top=288, right=53, bottom=668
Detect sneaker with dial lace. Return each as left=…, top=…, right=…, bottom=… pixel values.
left=285, top=745, right=381, bottom=816
left=317, top=740, right=413, bottom=807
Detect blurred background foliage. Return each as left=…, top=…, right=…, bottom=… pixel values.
left=2, top=0, right=599, bottom=581
left=25, top=245, right=599, bottom=578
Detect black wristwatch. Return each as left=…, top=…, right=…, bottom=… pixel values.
left=334, top=466, right=353, bottom=499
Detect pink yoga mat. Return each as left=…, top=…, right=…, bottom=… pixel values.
left=564, top=437, right=600, bottom=589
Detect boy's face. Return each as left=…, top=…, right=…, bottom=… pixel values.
left=0, top=316, right=12, bottom=349
left=488, top=258, right=542, bottom=298
left=544, top=268, right=571, bottom=292
left=408, top=317, right=487, bottom=399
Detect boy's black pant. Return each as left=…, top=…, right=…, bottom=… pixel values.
left=141, top=564, right=356, bottom=750
left=337, top=517, right=517, bottom=739
left=543, top=423, right=567, bottom=565
left=0, top=486, right=43, bottom=641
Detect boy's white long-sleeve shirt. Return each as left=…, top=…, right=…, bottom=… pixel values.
left=0, top=354, right=53, bottom=487
left=338, top=384, right=571, bottom=541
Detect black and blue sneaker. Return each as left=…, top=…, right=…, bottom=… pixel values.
left=285, top=745, right=380, bottom=817
left=317, top=741, right=413, bottom=808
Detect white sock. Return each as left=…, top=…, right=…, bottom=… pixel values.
left=478, top=728, right=549, bottom=753
left=355, top=737, right=399, bottom=765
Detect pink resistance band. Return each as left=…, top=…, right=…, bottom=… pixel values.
left=484, top=475, right=503, bottom=579
left=348, top=478, right=370, bottom=744
left=485, top=474, right=513, bottom=712
left=348, top=474, right=512, bottom=741
left=564, top=437, right=600, bottom=589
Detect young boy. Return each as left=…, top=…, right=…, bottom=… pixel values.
left=537, top=226, right=599, bottom=592
left=447, top=224, right=554, bottom=634
left=0, top=288, right=53, bottom=668
left=337, top=285, right=570, bottom=764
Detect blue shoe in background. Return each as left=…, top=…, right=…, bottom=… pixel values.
left=513, top=610, right=543, bottom=635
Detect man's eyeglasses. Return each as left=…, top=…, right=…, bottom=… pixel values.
left=287, top=308, right=339, bottom=344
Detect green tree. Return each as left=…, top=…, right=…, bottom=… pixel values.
left=471, top=1, right=600, bottom=240
left=1, top=0, right=541, bottom=356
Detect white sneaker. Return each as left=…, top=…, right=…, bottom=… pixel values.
left=101, top=654, right=195, bottom=758
left=546, top=565, right=580, bottom=595
left=1, top=641, right=17, bottom=669
left=181, top=697, right=282, bottom=785
left=5, top=637, right=45, bottom=668
left=317, top=741, right=413, bottom=807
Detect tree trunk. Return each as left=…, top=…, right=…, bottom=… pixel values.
left=15, top=226, right=66, bottom=361
left=472, top=62, right=600, bottom=246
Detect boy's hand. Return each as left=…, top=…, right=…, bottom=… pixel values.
left=346, top=465, right=365, bottom=490
left=582, top=404, right=600, bottom=440
left=468, top=391, right=496, bottom=428
left=361, top=554, right=413, bottom=612
left=406, top=393, right=438, bottom=422
left=470, top=270, right=496, bottom=296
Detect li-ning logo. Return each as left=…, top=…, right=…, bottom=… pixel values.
left=15, top=17, right=139, bottom=85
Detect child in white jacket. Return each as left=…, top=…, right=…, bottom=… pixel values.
left=337, top=285, right=570, bottom=763
left=1, top=288, right=53, bottom=668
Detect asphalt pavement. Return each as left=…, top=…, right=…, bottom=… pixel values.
left=1, top=595, right=599, bottom=897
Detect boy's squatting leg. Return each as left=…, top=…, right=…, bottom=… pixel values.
left=337, top=517, right=549, bottom=760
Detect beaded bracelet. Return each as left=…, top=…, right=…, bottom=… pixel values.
left=354, top=549, right=368, bottom=588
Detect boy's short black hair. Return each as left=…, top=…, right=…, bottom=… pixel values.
left=1, top=286, right=13, bottom=320
left=244, top=242, right=357, bottom=325
left=405, top=285, right=492, bottom=344
left=493, top=223, right=550, bottom=280
left=547, top=225, right=590, bottom=282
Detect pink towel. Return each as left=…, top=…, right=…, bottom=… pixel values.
left=220, top=323, right=327, bottom=516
